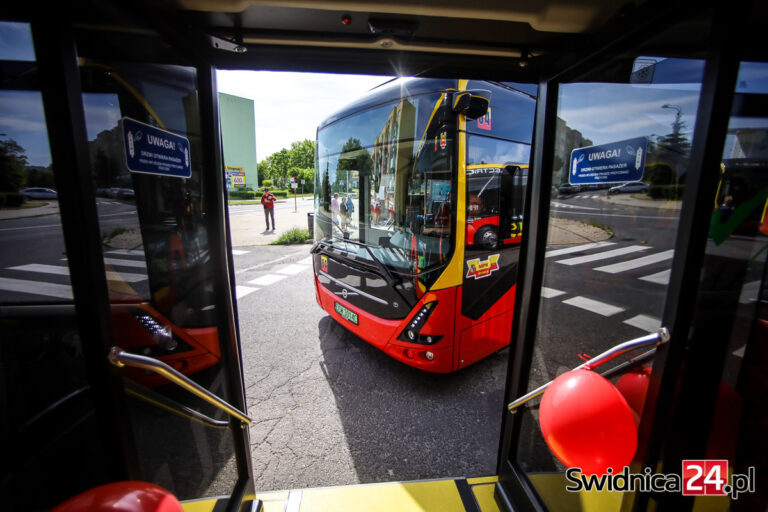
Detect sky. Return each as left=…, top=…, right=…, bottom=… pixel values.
left=216, top=70, right=393, bottom=162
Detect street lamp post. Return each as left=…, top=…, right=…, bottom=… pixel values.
left=662, top=104, right=683, bottom=136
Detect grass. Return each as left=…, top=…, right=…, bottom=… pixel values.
left=102, top=227, right=130, bottom=243
left=269, top=228, right=313, bottom=245
left=580, top=219, right=614, bottom=236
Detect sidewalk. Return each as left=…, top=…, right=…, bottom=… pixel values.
left=600, top=193, right=682, bottom=210
left=0, top=201, right=61, bottom=220
left=229, top=198, right=314, bottom=247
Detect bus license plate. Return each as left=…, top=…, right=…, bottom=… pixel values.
left=334, top=302, right=359, bottom=325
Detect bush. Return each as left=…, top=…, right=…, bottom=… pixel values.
left=0, top=192, right=25, bottom=208
left=269, top=228, right=312, bottom=245
left=648, top=184, right=684, bottom=200
left=262, top=179, right=274, bottom=188
left=229, top=190, right=258, bottom=200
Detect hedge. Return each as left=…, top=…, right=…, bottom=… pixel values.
left=648, top=184, right=684, bottom=200
left=0, top=193, right=25, bottom=208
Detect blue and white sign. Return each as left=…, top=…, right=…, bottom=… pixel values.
left=569, top=137, right=648, bottom=185
left=122, top=117, right=191, bottom=178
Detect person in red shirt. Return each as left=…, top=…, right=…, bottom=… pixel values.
left=261, top=188, right=277, bottom=231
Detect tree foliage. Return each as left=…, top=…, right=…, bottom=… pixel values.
left=0, top=139, right=28, bottom=192
left=259, top=139, right=316, bottom=188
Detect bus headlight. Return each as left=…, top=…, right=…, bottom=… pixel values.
left=398, top=301, right=443, bottom=345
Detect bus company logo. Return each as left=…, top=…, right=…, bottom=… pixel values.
left=440, top=131, right=447, bottom=149
left=564, top=461, right=756, bottom=500
left=477, top=107, right=492, bottom=131
left=466, top=254, right=501, bottom=279
left=321, top=256, right=328, bottom=272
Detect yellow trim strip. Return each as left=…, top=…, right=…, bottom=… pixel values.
left=431, top=79, right=468, bottom=291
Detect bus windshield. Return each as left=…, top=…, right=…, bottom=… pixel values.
left=315, top=80, right=455, bottom=277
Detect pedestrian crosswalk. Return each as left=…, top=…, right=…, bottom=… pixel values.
left=235, top=255, right=314, bottom=300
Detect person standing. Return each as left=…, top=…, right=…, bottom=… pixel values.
left=261, top=187, right=277, bottom=231
left=331, top=193, right=340, bottom=226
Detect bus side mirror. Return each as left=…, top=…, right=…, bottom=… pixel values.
left=452, top=89, right=491, bottom=120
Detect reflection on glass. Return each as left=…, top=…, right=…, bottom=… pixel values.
left=517, top=57, right=704, bottom=511
left=0, top=21, right=35, bottom=62
left=693, top=61, right=768, bottom=510
left=78, top=59, right=236, bottom=500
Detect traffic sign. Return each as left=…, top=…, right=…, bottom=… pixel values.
left=570, top=137, right=647, bottom=185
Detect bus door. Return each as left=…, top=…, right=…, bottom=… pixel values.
left=1, top=18, right=253, bottom=510
left=496, top=10, right=768, bottom=512
left=458, top=82, right=535, bottom=369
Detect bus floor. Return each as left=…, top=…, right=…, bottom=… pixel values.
left=181, top=476, right=500, bottom=512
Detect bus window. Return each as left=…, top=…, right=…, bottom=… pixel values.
left=693, top=60, right=768, bottom=510
left=0, top=21, right=107, bottom=509
left=75, top=53, right=238, bottom=500
left=513, top=54, right=703, bottom=511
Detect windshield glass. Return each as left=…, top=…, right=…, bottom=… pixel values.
left=315, top=82, right=455, bottom=277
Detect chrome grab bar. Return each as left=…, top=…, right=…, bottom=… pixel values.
left=507, top=327, right=670, bottom=413
left=109, top=346, right=252, bottom=425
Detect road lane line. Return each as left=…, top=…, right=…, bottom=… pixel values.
left=276, top=264, right=309, bottom=275
left=236, top=285, right=259, bottom=299
left=545, top=241, right=615, bottom=258
left=0, top=277, right=73, bottom=299
left=103, top=257, right=148, bottom=269
left=555, top=245, right=650, bottom=266
left=562, top=296, right=625, bottom=316
left=9, top=263, right=146, bottom=283
left=231, top=249, right=250, bottom=255
left=105, top=249, right=144, bottom=256
left=248, top=274, right=287, bottom=286
left=541, top=287, right=566, bottom=298
left=594, top=249, right=674, bottom=274
left=639, top=269, right=670, bottom=285
left=624, top=314, right=662, bottom=332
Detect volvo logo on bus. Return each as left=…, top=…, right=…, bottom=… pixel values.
left=342, top=289, right=348, bottom=299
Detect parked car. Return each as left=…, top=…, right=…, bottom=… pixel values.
left=19, top=187, right=57, bottom=199
left=558, top=183, right=577, bottom=195
left=608, top=182, right=650, bottom=195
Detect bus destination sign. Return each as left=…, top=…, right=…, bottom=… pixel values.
left=569, top=136, right=647, bottom=185
left=122, top=117, right=192, bottom=178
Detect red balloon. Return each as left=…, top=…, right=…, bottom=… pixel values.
left=53, top=482, right=182, bottom=512
left=539, top=369, right=638, bottom=476
left=615, top=366, right=652, bottom=420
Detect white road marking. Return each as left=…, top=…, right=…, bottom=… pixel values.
left=231, top=249, right=250, bottom=255
left=624, top=314, right=662, bottom=332
left=235, top=285, right=259, bottom=299
left=0, top=277, right=73, bottom=299
left=248, top=274, right=287, bottom=286
left=9, top=263, right=146, bottom=283
left=105, top=249, right=144, bottom=256
left=639, top=269, right=671, bottom=285
left=556, top=245, right=650, bottom=266
left=733, top=345, right=746, bottom=358
left=545, top=241, right=615, bottom=258
left=300, top=256, right=313, bottom=265
left=739, top=280, right=761, bottom=304
left=276, top=264, right=308, bottom=275
left=103, top=257, right=147, bottom=269
left=551, top=201, right=600, bottom=211
left=541, top=287, right=566, bottom=298
left=594, top=249, right=674, bottom=274
left=562, top=296, right=625, bottom=316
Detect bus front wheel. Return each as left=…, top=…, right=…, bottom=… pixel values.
left=475, top=226, right=498, bottom=249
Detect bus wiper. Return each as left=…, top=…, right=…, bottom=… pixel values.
left=329, top=236, right=402, bottom=287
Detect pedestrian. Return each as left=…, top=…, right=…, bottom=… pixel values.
left=340, top=195, right=348, bottom=230
left=331, top=193, right=340, bottom=226
left=261, top=187, right=277, bottom=231
left=719, top=195, right=734, bottom=223
left=346, top=195, right=355, bottom=228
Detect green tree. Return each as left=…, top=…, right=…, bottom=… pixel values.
left=288, top=139, right=315, bottom=170
left=0, top=139, right=28, bottom=191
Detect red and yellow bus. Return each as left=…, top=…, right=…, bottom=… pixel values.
left=312, top=79, right=535, bottom=372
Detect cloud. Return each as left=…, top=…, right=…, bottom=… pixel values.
left=217, top=70, right=392, bottom=160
